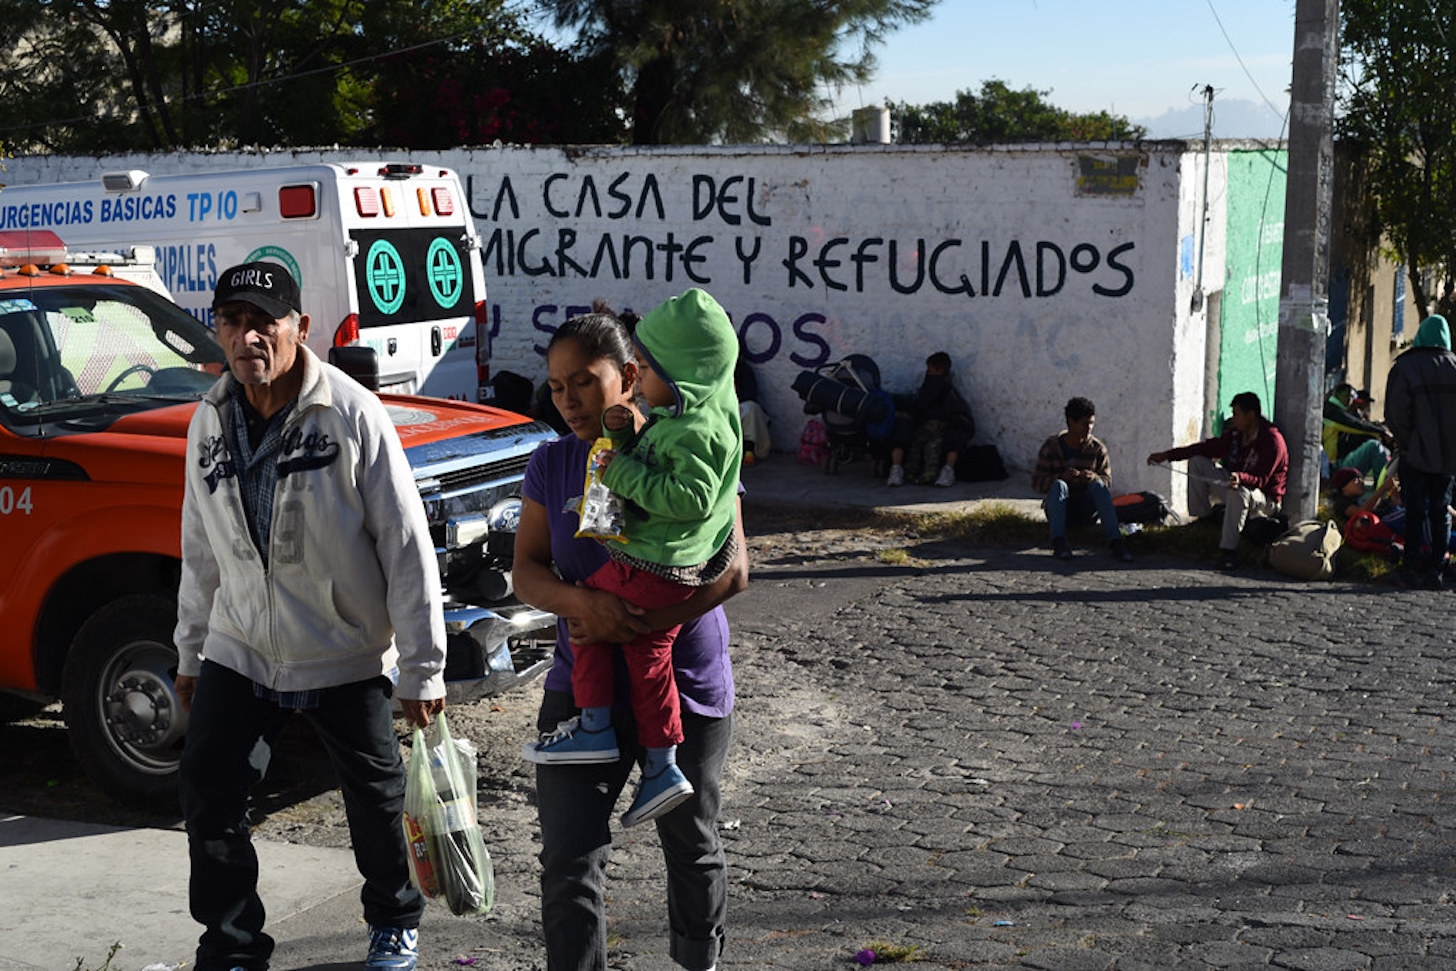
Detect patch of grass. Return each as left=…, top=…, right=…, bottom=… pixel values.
left=905, top=502, right=1046, bottom=546
left=860, top=940, right=924, bottom=963
left=1337, top=545, right=1398, bottom=582
left=1134, top=518, right=1226, bottom=562
left=752, top=495, right=1405, bottom=585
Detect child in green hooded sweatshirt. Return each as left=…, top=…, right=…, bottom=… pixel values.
left=522, top=289, right=743, bottom=828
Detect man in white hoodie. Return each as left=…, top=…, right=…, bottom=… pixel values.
left=173, top=262, right=446, bottom=971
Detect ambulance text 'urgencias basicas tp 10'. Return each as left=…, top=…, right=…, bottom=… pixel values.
left=0, top=162, right=490, bottom=401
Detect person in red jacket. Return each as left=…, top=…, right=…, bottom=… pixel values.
left=1147, top=391, right=1289, bottom=570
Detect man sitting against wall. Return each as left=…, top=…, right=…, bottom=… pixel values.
left=1147, top=391, right=1289, bottom=571
left=1031, top=395, right=1134, bottom=564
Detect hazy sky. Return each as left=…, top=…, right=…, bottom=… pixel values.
left=836, top=0, right=1297, bottom=137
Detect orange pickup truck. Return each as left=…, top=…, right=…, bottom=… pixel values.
left=0, top=244, right=556, bottom=805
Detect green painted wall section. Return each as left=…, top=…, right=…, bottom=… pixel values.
left=1215, top=149, right=1287, bottom=431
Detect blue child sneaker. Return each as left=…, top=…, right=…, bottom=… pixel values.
left=620, top=763, right=695, bottom=828
left=521, top=716, right=620, bottom=764
left=365, top=925, right=418, bottom=971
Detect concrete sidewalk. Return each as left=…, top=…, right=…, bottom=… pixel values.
left=0, top=814, right=361, bottom=971
left=739, top=451, right=1044, bottom=517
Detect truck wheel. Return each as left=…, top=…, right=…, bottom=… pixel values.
left=61, top=594, right=186, bottom=807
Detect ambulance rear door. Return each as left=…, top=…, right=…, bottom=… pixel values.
left=331, top=163, right=483, bottom=400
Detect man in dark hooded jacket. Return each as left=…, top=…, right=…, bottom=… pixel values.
left=1385, top=314, right=1456, bottom=588
left=886, top=350, right=975, bottom=487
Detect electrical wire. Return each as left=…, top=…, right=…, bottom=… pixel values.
left=1197, top=0, right=1293, bottom=416
left=1249, top=118, right=1291, bottom=409
left=1203, top=0, right=1289, bottom=120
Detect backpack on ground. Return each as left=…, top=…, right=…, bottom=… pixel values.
left=1267, top=519, right=1343, bottom=580
left=954, top=443, right=1009, bottom=482
left=1241, top=512, right=1290, bottom=546
left=1342, top=511, right=1403, bottom=559
left=797, top=418, right=829, bottom=466
left=1112, top=490, right=1171, bottom=525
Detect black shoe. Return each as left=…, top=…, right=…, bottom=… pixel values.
left=1109, top=537, right=1133, bottom=563
left=1217, top=551, right=1238, bottom=571
left=1052, top=537, right=1074, bottom=561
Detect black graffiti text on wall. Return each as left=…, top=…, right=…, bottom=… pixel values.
left=784, top=236, right=1135, bottom=299
left=517, top=302, right=834, bottom=371
left=466, top=172, right=772, bottom=226
left=480, top=227, right=1135, bottom=300
left=466, top=169, right=1137, bottom=299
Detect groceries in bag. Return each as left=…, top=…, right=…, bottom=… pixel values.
left=401, top=712, right=495, bottom=915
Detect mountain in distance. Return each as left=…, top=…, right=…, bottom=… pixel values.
left=1136, top=97, right=1287, bottom=141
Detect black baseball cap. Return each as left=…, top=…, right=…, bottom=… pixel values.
left=213, top=261, right=301, bottom=318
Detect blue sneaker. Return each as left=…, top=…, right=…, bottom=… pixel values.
left=365, top=925, right=418, bottom=971
left=521, top=716, right=620, bottom=764
left=620, top=763, right=694, bottom=827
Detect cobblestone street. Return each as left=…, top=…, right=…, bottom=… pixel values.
left=696, top=538, right=1456, bottom=969
left=11, top=499, right=1456, bottom=971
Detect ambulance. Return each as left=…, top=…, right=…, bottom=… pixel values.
left=0, top=162, right=487, bottom=400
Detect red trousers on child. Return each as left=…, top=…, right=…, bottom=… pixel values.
left=574, top=560, right=696, bottom=749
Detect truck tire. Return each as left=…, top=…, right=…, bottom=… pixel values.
left=61, top=594, right=186, bottom=807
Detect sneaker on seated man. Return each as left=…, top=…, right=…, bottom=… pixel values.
left=1032, top=396, right=1134, bottom=564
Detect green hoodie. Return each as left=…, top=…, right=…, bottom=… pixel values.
left=1414, top=314, right=1452, bottom=349
left=600, top=288, right=742, bottom=570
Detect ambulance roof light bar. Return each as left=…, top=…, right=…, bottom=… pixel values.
left=101, top=170, right=149, bottom=192
left=0, top=229, right=68, bottom=267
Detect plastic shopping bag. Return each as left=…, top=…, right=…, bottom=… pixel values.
left=401, top=712, right=495, bottom=915
left=401, top=728, right=441, bottom=898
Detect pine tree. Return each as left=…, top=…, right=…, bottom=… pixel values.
left=538, top=0, right=938, bottom=145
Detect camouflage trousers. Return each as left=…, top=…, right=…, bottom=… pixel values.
left=905, top=420, right=946, bottom=483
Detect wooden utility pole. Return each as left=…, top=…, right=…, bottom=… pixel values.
left=1274, top=0, right=1339, bottom=521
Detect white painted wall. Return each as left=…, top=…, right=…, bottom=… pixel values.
left=3, top=143, right=1242, bottom=501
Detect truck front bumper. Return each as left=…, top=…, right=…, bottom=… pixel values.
left=442, top=602, right=556, bottom=703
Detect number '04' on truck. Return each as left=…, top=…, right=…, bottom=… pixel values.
left=0, top=239, right=556, bottom=806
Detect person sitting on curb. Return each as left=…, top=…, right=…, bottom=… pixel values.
left=886, top=350, right=974, bottom=488
left=1322, top=382, right=1391, bottom=480
left=1147, top=390, right=1288, bottom=571
left=1031, top=396, right=1134, bottom=563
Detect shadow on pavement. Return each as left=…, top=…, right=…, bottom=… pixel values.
left=0, top=700, right=341, bottom=828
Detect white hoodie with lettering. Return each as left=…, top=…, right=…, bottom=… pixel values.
left=175, top=346, right=446, bottom=700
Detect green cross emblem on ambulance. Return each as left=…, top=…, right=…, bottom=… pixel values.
left=426, top=238, right=463, bottom=308
left=365, top=240, right=406, bottom=315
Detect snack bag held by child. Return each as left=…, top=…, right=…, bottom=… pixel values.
left=575, top=436, right=627, bottom=541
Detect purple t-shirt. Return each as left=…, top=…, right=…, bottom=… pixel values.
left=522, top=433, right=735, bottom=718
